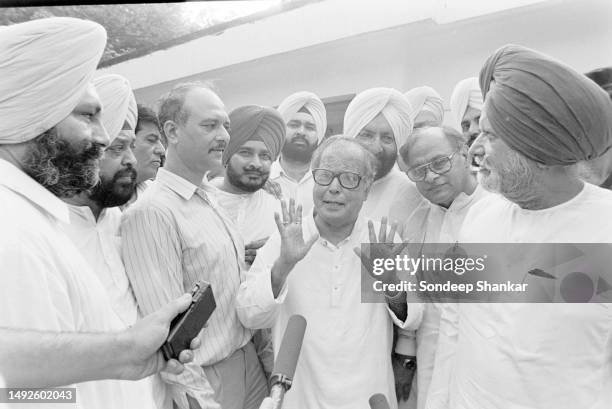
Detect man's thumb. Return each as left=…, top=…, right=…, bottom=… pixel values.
left=160, top=293, right=192, bottom=322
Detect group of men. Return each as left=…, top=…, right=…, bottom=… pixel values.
left=1, top=15, right=612, bottom=409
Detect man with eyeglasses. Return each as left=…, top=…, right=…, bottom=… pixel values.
left=236, top=136, right=422, bottom=409
left=397, top=126, right=488, bottom=409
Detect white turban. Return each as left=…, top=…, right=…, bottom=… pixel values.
left=277, top=91, right=327, bottom=142
left=449, top=77, right=483, bottom=131
left=93, top=74, right=137, bottom=142
left=344, top=87, right=414, bottom=148
left=404, top=86, right=444, bottom=126
left=0, top=17, right=107, bottom=144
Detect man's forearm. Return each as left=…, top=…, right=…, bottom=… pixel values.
left=0, top=328, right=131, bottom=388
left=270, top=259, right=296, bottom=298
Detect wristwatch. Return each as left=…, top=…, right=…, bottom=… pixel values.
left=402, top=357, right=417, bottom=370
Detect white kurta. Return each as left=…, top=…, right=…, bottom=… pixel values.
left=429, top=182, right=612, bottom=409
left=269, top=160, right=315, bottom=216
left=400, top=184, right=490, bottom=409
left=212, top=187, right=281, bottom=244
left=0, top=159, right=152, bottom=409
left=235, top=215, right=423, bottom=409
left=63, top=205, right=157, bottom=408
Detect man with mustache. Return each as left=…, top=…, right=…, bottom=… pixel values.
left=449, top=77, right=483, bottom=148
left=0, top=17, right=198, bottom=407
left=122, top=83, right=268, bottom=409
left=269, top=91, right=328, bottom=215
left=429, top=45, right=612, bottom=409
left=343, top=87, right=424, bottom=404
left=212, top=105, right=285, bottom=379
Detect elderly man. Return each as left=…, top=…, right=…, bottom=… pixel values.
left=430, top=45, right=612, bottom=409
left=237, top=136, right=422, bottom=409
left=0, top=17, right=196, bottom=406
left=578, top=67, right=612, bottom=188
left=269, top=91, right=327, bottom=215
left=398, top=126, right=488, bottom=409
left=404, top=86, right=445, bottom=128
left=122, top=83, right=268, bottom=409
left=449, top=77, right=483, bottom=147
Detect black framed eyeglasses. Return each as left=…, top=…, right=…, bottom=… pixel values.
left=312, top=168, right=362, bottom=189
left=406, top=151, right=459, bottom=182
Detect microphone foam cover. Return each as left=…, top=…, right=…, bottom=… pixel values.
left=369, top=393, right=390, bottom=409
left=272, top=314, right=307, bottom=378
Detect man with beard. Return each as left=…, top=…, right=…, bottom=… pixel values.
left=428, top=45, right=612, bottom=409
left=343, top=87, right=424, bottom=405
left=269, top=91, right=327, bottom=215
left=0, top=18, right=198, bottom=407
left=122, top=83, right=268, bottom=409
left=211, top=105, right=285, bottom=379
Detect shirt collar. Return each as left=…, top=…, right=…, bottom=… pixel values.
left=271, top=159, right=313, bottom=184
left=0, top=159, right=70, bottom=223
left=304, top=208, right=367, bottom=247
left=155, top=168, right=199, bottom=200
left=438, top=183, right=485, bottom=212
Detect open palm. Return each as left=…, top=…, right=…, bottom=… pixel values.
left=275, top=198, right=318, bottom=266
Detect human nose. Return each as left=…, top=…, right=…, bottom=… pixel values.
left=423, top=166, right=438, bottom=183
left=124, top=146, right=137, bottom=167
left=327, top=176, right=342, bottom=193
left=468, top=134, right=486, bottom=164
left=154, top=140, right=165, bottom=156
left=468, top=119, right=480, bottom=137
left=92, top=117, right=110, bottom=148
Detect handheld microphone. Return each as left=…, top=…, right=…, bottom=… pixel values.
left=369, top=393, right=390, bottom=409
left=269, top=315, right=307, bottom=409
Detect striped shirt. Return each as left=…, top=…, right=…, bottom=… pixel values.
left=120, top=168, right=252, bottom=406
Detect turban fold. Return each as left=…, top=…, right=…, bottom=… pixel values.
left=93, top=74, right=136, bottom=142
left=343, top=87, right=414, bottom=148
left=404, top=86, right=444, bottom=126
left=480, top=44, right=612, bottom=165
left=223, top=105, right=285, bottom=165
left=277, top=91, right=327, bottom=142
left=0, top=17, right=107, bottom=144
left=450, top=77, right=483, bottom=131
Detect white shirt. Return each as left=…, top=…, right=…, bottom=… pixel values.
left=400, top=184, right=490, bottom=409
left=269, top=160, right=314, bottom=216
left=236, top=213, right=423, bottom=409
left=121, top=168, right=251, bottom=408
left=432, top=183, right=612, bottom=409
left=362, top=167, right=423, bottom=233
left=0, top=159, right=149, bottom=409
left=211, top=186, right=281, bottom=244
left=64, top=206, right=138, bottom=326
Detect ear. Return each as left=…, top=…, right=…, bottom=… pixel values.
left=163, top=120, right=180, bottom=146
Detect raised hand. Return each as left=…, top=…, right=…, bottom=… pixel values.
left=274, top=198, right=318, bottom=267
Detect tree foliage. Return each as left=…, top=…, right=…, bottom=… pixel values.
left=0, top=4, right=223, bottom=62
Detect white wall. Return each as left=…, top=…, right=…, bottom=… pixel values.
left=121, top=0, right=611, bottom=119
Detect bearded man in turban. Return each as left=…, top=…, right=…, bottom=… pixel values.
left=0, top=17, right=197, bottom=405
left=427, top=45, right=612, bottom=409
left=450, top=77, right=483, bottom=147
left=269, top=91, right=327, bottom=215
left=404, top=86, right=445, bottom=128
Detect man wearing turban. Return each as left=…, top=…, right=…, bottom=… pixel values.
left=269, top=91, right=327, bottom=215
left=212, top=105, right=285, bottom=380
left=404, top=86, right=445, bottom=128
left=344, top=87, right=424, bottom=405
left=449, top=77, right=483, bottom=147
left=577, top=67, right=612, bottom=189
left=0, top=17, right=197, bottom=407
left=429, top=45, right=612, bottom=409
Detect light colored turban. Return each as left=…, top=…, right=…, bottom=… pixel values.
left=277, top=91, right=327, bottom=142
left=404, top=86, right=444, bottom=126
left=0, top=17, right=107, bottom=144
left=480, top=44, right=612, bottom=165
left=223, top=105, right=285, bottom=165
left=343, top=87, right=414, bottom=148
left=93, top=74, right=136, bottom=142
left=450, top=77, right=483, bottom=131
